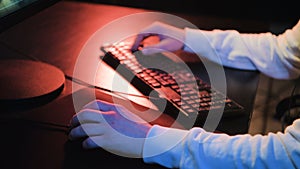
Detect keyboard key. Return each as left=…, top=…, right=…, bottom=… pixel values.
left=100, top=42, right=245, bottom=128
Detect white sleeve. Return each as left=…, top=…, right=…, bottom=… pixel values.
left=143, top=119, right=300, bottom=169
left=183, top=20, right=300, bottom=80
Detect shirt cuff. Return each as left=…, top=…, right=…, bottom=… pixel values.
left=142, top=125, right=189, bottom=168
left=183, top=28, right=226, bottom=68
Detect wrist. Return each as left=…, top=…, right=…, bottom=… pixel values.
left=142, top=125, right=188, bottom=168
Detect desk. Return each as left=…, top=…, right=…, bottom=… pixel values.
left=0, top=1, right=261, bottom=168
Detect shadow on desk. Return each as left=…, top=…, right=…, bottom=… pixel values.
left=0, top=87, right=181, bottom=169
left=64, top=140, right=165, bottom=169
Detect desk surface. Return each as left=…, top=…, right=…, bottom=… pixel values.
left=0, top=1, right=262, bottom=168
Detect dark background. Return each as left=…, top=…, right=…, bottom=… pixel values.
left=75, top=0, right=299, bottom=28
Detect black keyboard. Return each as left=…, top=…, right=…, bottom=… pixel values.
left=100, top=42, right=244, bottom=128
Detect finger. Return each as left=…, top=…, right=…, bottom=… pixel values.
left=141, top=38, right=183, bottom=55
left=82, top=136, right=104, bottom=149
left=83, top=100, right=117, bottom=112
left=141, top=39, right=174, bottom=55
left=69, top=123, right=106, bottom=140
left=70, top=109, right=108, bottom=127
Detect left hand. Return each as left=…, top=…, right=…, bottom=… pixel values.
left=131, top=21, right=185, bottom=55
left=68, top=100, right=152, bottom=158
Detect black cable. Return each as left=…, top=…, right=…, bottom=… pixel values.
left=64, top=75, right=157, bottom=99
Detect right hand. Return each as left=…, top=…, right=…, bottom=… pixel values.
left=68, top=100, right=152, bottom=158
left=131, top=22, right=185, bottom=55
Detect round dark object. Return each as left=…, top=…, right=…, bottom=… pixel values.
left=0, top=59, right=65, bottom=112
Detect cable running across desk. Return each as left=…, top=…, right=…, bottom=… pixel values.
left=0, top=40, right=158, bottom=133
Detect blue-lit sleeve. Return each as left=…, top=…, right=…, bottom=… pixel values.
left=183, top=20, right=300, bottom=79
left=143, top=119, right=300, bottom=169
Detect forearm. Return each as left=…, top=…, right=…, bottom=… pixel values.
left=183, top=20, right=300, bottom=79
left=143, top=119, right=300, bottom=169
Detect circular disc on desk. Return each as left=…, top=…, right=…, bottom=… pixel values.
left=0, top=59, right=65, bottom=112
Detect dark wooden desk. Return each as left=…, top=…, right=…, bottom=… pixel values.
left=0, top=1, right=261, bottom=168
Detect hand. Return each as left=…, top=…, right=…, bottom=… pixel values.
left=68, top=100, right=152, bottom=158
left=131, top=21, right=185, bottom=55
